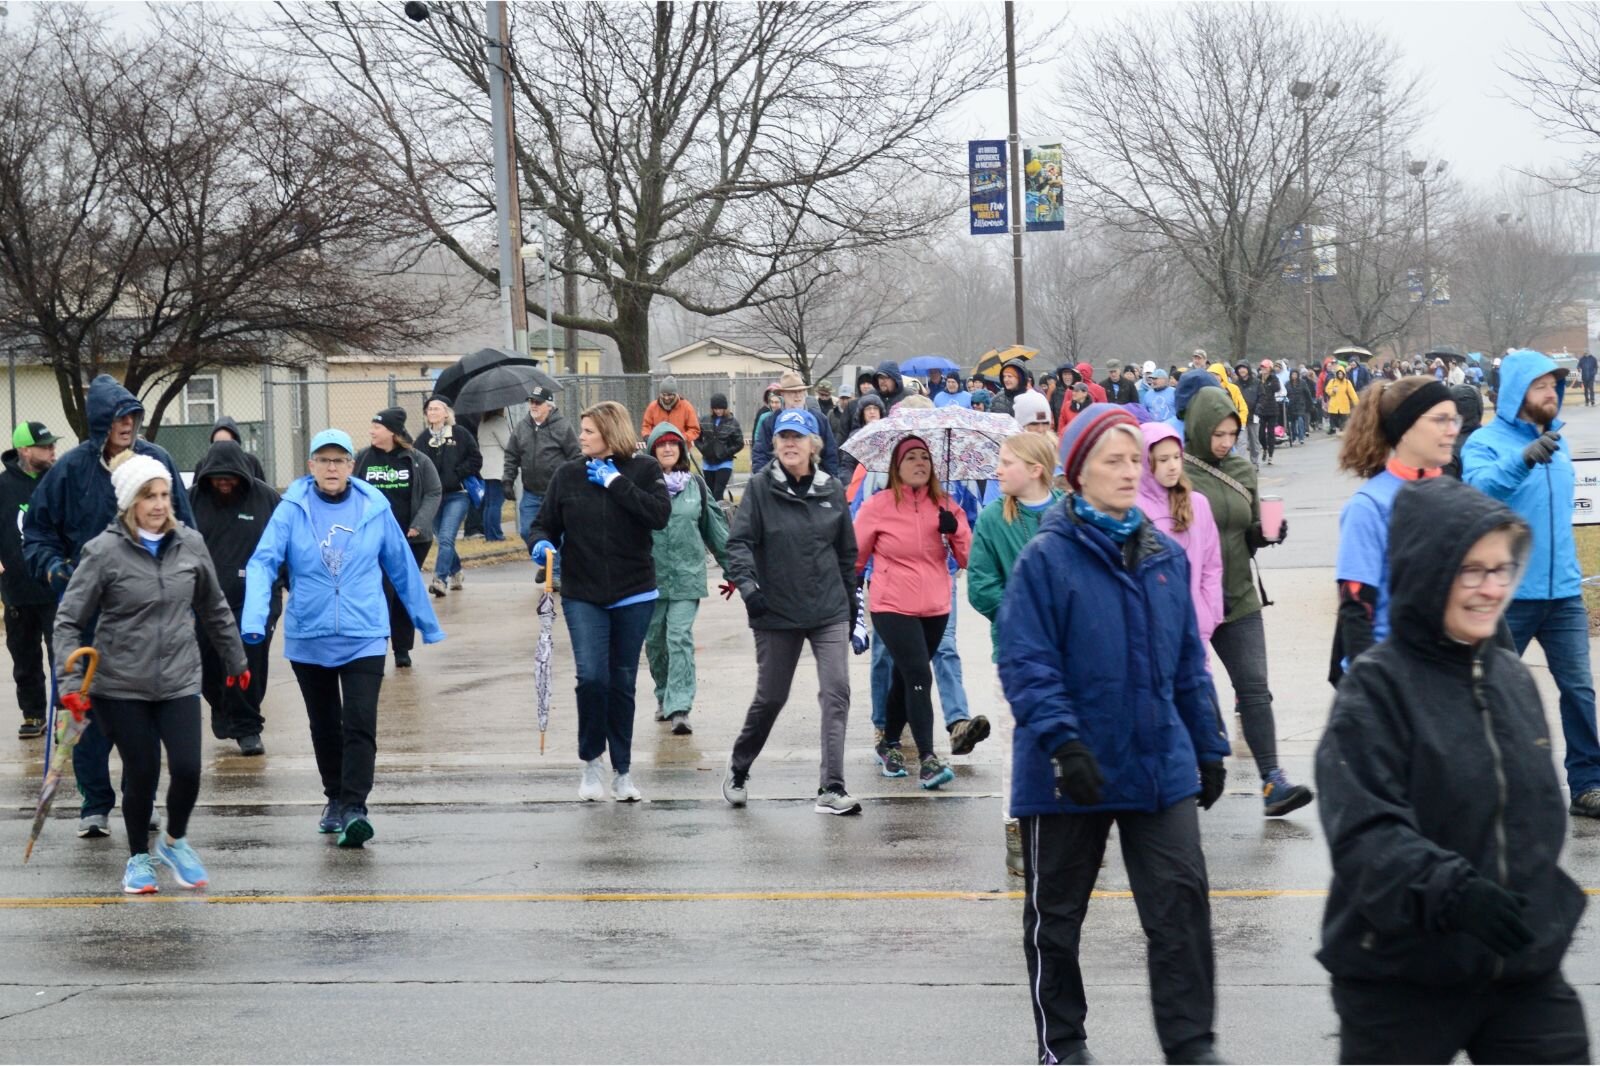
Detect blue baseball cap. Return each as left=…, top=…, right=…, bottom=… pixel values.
left=308, top=428, right=354, bottom=456
left=773, top=408, right=818, bottom=436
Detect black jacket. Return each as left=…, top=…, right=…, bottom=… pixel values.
left=1316, top=477, right=1584, bottom=987
left=696, top=412, right=745, bottom=466
left=1257, top=374, right=1283, bottom=422
left=1233, top=372, right=1261, bottom=418
left=1103, top=377, right=1139, bottom=405
left=1444, top=384, right=1485, bottom=480
left=0, top=451, right=53, bottom=607
left=190, top=441, right=283, bottom=616
left=418, top=423, right=482, bottom=494
left=503, top=409, right=581, bottom=496
left=1287, top=375, right=1316, bottom=418
left=526, top=453, right=671, bottom=606
left=210, top=416, right=268, bottom=483
left=989, top=357, right=1030, bottom=417
left=726, top=462, right=857, bottom=631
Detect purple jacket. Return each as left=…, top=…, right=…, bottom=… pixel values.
left=1136, top=423, right=1224, bottom=645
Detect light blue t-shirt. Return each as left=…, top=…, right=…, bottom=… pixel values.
left=285, top=488, right=387, bottom=668
left=1336, top=470, right=1406, bottom=645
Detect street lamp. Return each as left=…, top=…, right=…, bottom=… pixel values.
left=1409, top=158, right=1446, bottom=351
left=1290, top=78, right=1341, bottom=365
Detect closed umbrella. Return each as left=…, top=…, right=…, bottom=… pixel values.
left=842, top=405, right=1019, bottom=483
left=533, top=548, right=557, bottom=755
left=24, top=647, right=98, bottom=863
left=452, top=365, right=562, bottom=416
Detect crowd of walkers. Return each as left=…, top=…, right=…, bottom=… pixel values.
left=7, top=343, right=1597, bottom=1062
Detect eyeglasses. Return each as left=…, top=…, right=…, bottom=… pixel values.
left=1423, top=414, right=1464, bottom=431
left=1456, top=562, right=1520, bottom=589
left=311, top=456, right=353, bottom=468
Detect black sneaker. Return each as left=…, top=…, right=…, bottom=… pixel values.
left=17, top=717, right=44, bottom=739
left=237, top=735, right=264, bottom=757
left=948, top=715, right=990, bottom=756
left=670, top=715, right=693, bottom=736
left=1570, top=788, right=1600, bottom=819
left=318, top=803, right=343, bottom=834
left=394, top=651, right=412, bottom=669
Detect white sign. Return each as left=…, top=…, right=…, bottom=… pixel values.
left=1574, top=456, right=1600, bottom=525
left=1588, top=307, right=1600, bottom=352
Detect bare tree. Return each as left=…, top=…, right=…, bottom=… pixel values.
left=268, top=1, right=1001, bottom=373
left=1508, top=3, right=1600, bottom=192
left=1452, top=209, right=1584, bottom=356
left=0, top=6, right=450, bottom=437
left=1025, top=236, right=1121, bottom=368
left=1056, top=5, right=1405, bottom=364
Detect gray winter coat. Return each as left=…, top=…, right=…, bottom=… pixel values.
left=726, top=462, right=857, bottom=631
left=54, top=523, right=246, bottom=701
left=504, top=408, right=582, bottom=496
left=353, top=444, right=442, bottom=544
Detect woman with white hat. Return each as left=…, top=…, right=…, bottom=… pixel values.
left=55, top=451, right=248, bottom=893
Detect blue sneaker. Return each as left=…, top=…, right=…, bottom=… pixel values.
left=122, top=854, right=158, bottom=895
left=1262, top=770, right=1313, bottom=817
left=919, top=754, right=954, bottom=791
left=338, top=807, right=374, bottom=848
left=318, top=803, right=342, bottom=834
left=875, top=738, right=907, bottom=778
left=153, top=836, right=209, bottom=888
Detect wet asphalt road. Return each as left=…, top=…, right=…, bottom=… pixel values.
left=4, top=403, right=1600, bottom=1063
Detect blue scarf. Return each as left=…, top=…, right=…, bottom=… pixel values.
left=1071, top=494, right=1143, bottom=544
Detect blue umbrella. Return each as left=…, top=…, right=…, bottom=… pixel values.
left=899, top=355, right=961, bottom=376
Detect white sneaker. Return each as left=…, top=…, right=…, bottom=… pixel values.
left=449, top=572, right=464, bottom=591
left=578, top=758, right=606, bottom=802
left=613, top=772, right=642, bottom=803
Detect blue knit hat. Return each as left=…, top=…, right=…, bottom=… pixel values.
left=1056, top=403, right=1139, bottom=491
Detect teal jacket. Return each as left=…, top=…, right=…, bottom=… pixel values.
left=967, top=489, right=1065, bottom=661
left=647, top=424, right=730, bottom=600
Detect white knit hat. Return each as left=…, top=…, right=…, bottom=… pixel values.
left=110, top=453, right=171, bottom=513
left=1012, top=390, right=1052, bottom=428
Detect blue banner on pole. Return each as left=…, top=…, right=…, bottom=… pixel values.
left=968, top=140, right=1007, bottom=236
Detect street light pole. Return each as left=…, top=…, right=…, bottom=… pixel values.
left=1409, top=158, right=1446, bottom=352
left=486, top=1, right=528, bottom=356
left=1290, top=79, right=1338, bottom=367
left=1004, top=1, right=1025, bottom=345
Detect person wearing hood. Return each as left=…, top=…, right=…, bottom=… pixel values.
left=751, top=370, right=840, bottom=477
left=1255, top=361, right=1283, bottom=465
left=191, top=439, right=283, bottom=755
left=1286, top=367, right=1316, bottom=445
left=0, top=422, right=58, bottom=740
left=1463, top=349, right=1600, bottom=818
left=989, top=358, right=1032, bottom=417
left=245, top=429, right=444, bottom=847
left=417, top=396, right=482, bottom=597
left=643, top=423, right=729, bottom=736
left=1316, top=476, right=1589, bottom=1063
left=355, top=407, right=442, bottom=669
left=1324, top=367, right=1359, bottom=434
left=56, top=450, right=247, bottom=893
left=1331, top=378, right=1459, bottom=685
left=1443, top=382, right=1484, bottom=479
left=874, top=360, right=907, bottom=413
left=694, top=393, right=744, bottom=504
left=1142, top=366, right=1176, bottom=423
left=1000, top=404, right=1230, bottom=1066
left=1183, top=388, right=1313, bottom=818
left=1138, top=423, right=1223, bottom=647
left=841, top=392, right=886, bottom=483
left=209, top=416, right=268, bottom=483
left=969, top=387, right=993, bottom=411
left=1205, top=362, right=1250, bottom=431
left=24, top=374, right=193, bottom=840
left=934, top=374, right=972, bottom=410
left=1164, top=369, right=1221, bottom=441
left=1230, top=364, right=1262, bottom=466
left=640, top=375, right=701, bottom=445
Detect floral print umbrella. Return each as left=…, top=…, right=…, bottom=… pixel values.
left=841, top=406, right=1021, bottom=482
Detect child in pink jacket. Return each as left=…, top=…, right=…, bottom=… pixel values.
left=854, top=435, right=971, bottom=789
left=1136, top=423, right=1224, bottom=646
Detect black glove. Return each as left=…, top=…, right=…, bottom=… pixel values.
left=937, top=509, right=958, bottom=536
left=1523, top=430, right=1561, bottom=468
left=1275, top=518, right=1289, bottom=544
left=1198, top=762, right=1226, bottom=810
left=743, top=589, right=769, bottom=619
left=1448, top=878, right=1535, bottom=957
left=1051, top=741, right=1105, bottom=806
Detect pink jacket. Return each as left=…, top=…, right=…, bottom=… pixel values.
left=1136, top=423, right=1224, bottom=644
left=854, top=485, right=971, bottom=617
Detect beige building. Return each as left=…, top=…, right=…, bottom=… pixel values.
left=659, top=337, right=804, bottom=378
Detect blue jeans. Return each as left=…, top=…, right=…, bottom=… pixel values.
left=562, top=598, right=654, bottom=774
left=481, top=480, right=506, bottom=541
left=1505, top=596, right=1600, bottom=794
left=1293, top=414, right=1308, bottom=443
left=517, top=491, right=559, bottom=578
left=74, top=711, right=120, bottom=817
left=870, top=582, right=971, bottom=731
left=433, top=491, right=469, bottom=580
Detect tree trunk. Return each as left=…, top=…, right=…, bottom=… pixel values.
left=614, top=286, right=653, bottom=374
left=1229, top=314, right=1252, bottom=369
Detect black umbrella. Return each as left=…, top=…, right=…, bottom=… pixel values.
left=1424, top=344, right=1468, bottom=365
left=452, top=364, right=562, bottom=415
left=433, top=347, right=541, bottom=405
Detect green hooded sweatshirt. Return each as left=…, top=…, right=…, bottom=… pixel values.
left=646, top=423, right=729, bottom=600
left=966, top=488, right=1066, bottom=661
left=1182, top=388, right=1268, bottom=624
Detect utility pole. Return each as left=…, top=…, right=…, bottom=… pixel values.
left=1004, top=1, right=1025, bottom=345
left=1409, top=158, right=1446, bottom=352
left=486, top=1, right=528, bottom=356
left=1290, top=79, right=1340, bottom=367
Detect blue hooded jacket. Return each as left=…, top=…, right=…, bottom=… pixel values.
left=997, top=501, right=1229, bottom=816
left=23, top=375, right=194, bottom=586
left=242, top=475, right=443, bottom=645
left=1461, top=350, right=1579, bottom=600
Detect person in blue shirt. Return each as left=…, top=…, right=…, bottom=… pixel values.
left=1142, top=366, right=1176, bottom=423
left=243, top=429, right=443, bottom=847
left=1463, top=349, right=1600, bottom=819
left=1331, top=377, right=1459, bottom=684
left=934, top=375, right=972, bottom=409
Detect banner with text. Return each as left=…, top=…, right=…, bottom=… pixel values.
left=1023, top=144, right=1066, bottom=232
left=968, top=140, right=1008, bottom=236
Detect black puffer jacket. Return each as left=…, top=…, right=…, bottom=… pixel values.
left=190, top=440, right=283, bottom=614
left=0, top=450, right=53, bottom=607
left=418, top=423, right=482, bottom=494
left=526, top=453, right=671, bottom=606
left=1316, top=477, right=1584, bottom=986
left=726, top=461, right=857, bottom=631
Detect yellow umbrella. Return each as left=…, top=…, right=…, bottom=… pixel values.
left=973, top=344, right=1040, bottom=379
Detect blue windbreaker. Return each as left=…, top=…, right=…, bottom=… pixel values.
left=23, top=375, right=194, bottom=583
left=242, top=476, right=443, bottom=644
left=997, top=501, right=1229, bottom=816
left=1461, top=350, right=1580, bottom=600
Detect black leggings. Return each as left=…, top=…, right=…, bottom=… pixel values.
left=94, top=694, right=201, bottom=856
left=291, top=656, right=386, bottom=809
left=1258, top=417, right=1278, bottom=458
left=872, top=611, right=947, bottom=758
left=385, top=540, right=432, bottom=654
left=704, top=467, right=733, bottom=503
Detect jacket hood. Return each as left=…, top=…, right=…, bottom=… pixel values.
left=1183, top=388, right=1242, bottom=461
left=1000, top=357, right=1030, bottom=393
left=1495, top=349, right=1564, bottom=428
left=874, top=361, right=904, bottom=396
left=855, top=393, right=886, bottom=415
left=1136, top=422, right=1182, bottom=512
left=1, top=448, right=19, bottom=474
left=85, top=375, right=144, bottom=443
left=194, top=440, right=256, bottom=483
left=1450, top=383, right=1484, bottom=428
left=1175, top=372, right=1221, bottom=419
left=1207, top=363, right=1231, bottom=387
left=646, top=421, right=689, bottom=451
left=855, top=370, right=877, bottom=392
left=211, top=415, right=243, bottom=444
left=1074, top=362, right=1094, bottom=381
left=1387, top=477, right=1529, bottom=652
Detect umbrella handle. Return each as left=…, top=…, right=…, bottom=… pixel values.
left=544, top=548, right=555, bottom=594
left=64, top=647, right=98, bottom=696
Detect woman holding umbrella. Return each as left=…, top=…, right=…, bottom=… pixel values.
left=418, top=396, right=482, bottom=597
left=527, top=402, right=670, bottom=803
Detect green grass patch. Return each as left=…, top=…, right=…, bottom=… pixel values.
left=1576, top=526, right=1600, bottom=634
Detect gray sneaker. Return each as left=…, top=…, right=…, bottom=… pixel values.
left=1005, top=818, right=1024, bottom=877
left=814, top=788, right=862, bottom=816
left=449, top=572, right=464, bottom=591
left=722, top=762, right=748, bottom=807
left=77, top=814, right=109, bottom=838
left=1571, top=788, right=1600, bottom=819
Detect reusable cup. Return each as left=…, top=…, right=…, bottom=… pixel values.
left=1260, top=495, right=1285, bottom=542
